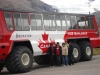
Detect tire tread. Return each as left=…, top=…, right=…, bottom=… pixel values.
left=5, top=46, right=33, bottom=73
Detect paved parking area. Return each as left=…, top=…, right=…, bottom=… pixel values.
left=1, top=55, right=100, bottom=75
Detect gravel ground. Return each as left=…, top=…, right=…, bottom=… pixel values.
left=0, top=55, right=100, bottom=75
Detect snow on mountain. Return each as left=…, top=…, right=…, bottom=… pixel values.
left=41, top=0, right=100, bottom=14
left=0, top=0, right=99, bottom=14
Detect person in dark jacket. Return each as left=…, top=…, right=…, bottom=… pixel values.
left=48, top=43, right=55, bottom=67
left=55, top=42, right=62, bottom=66
left=68, top=41, right=74, bottom=65
left=53, top=44, right=56, bottom=65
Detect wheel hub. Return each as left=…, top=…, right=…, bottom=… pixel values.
left=21, top=53, right=30, bottom=66
left=86, top=47, right=91, bottom=56
left=73, top=48, right=78, bottom=58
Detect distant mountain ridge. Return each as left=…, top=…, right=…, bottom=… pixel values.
left=0, top=0, right=55, bottom=12
left=0, top=0, right=100, bottom=26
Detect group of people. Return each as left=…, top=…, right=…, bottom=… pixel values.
left=48, top=41, right=74, bottom=67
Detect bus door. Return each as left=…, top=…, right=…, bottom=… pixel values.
left=85, top=16, right=100, bottom=47
left=85, top=16, right=98, bottom=37
left=76, top=16, right=98, bottom=37
left=78, top=16, right=100, bottom=47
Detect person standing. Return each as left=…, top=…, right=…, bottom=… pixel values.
left=53, top=43, right=56, bottom=65
left=68, top=41, right=74, bottom=65
left=48, top=43, right=55, bottom=67
left=62, top=43, right=68, bottom=66
left=55, top=42, right=62, bottom=66
left=65, top=40, right=69, bottom=48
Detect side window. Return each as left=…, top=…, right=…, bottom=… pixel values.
left=60, top=15, right=67, bottom=30
left=35, top=14, right=43, bottom=30
left=5, top=12, right=14, bottom=30
left=49, top=15, right=56, bottom=30
left=43, top=15, right=50, bottom=30
left=89, top=17, right=94, bottom=29
left=86, top=16, right=94, bottom=29
left=77, top=16, right=86, bottom=29
left=70, top=16, right=77, bottom=29
left=14, top=13, right=22, bottom=30
left=55, top=15, right=61, bottom=30
left=30, top=14, right=37, bottom=30
left=66, top=15, right=71, bottom=29
left=95, top=17, right=100, bottom=28
left=14, top=13, right=30, bottom=31
left=21, top=13, right=30, bottom=30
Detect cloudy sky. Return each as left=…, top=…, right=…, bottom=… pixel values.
left=41, top=0, right=100, bottom=14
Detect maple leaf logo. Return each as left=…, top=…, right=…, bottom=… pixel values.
left=37, top=32, right=55, bottom=53
left=42, top=32, right=48, bottom=41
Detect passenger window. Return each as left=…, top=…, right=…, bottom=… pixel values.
left=4, top=12, right=14, bottom=30
left=14, top=13, right=22, bottom=30
left=21, top=13, right=30, bottom=30
left=70, top=16, right=77, bottom=29
left=77, top=17, right=86, bottom=29
left=30, top=14, right=37, bottom=30
left=43, top=15, right=50, bottom=30
left=60, top=15, right=67, bottom=30
left=55, top=15, right=61, bottom=30
left=35, top=14, right=43, bottom=30
left=49, top=15, right=56, bottom=31
left=14, top=13, right=30, bottom=31
left=66, top=15, right=71, bottom=29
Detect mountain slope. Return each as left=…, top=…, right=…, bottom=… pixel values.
left=0, top=0, right=55, bottom=12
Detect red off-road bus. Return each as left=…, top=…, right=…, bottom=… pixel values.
left=0, top=9, right=99, bottom=73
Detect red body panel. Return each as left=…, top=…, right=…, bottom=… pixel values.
left=64, top=29, right=100, bottom=48
left=0, top=11, right=13, bottom=59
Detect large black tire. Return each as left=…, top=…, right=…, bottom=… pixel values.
left=71, top=43, right=81, bottom=63
left=79, top=41, right=93, bottom=61
left=34, top=55, right=49, bottom=65
left=0, top=64, right=3, bottom=72
left=0, top=63, right=4, bottom=72
left=5, top=46, right=33, bottom=73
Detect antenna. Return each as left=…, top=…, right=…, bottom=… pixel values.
left=86, top=0, right=95, bottom=14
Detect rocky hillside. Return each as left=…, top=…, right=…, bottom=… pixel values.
left=0, top=0, right=55, bottom=12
